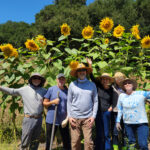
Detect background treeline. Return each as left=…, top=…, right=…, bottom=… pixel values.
left=0, top=0, right=150, bottom=48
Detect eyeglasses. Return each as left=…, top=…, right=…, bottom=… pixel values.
left=77, top=69, right=87, bottom=72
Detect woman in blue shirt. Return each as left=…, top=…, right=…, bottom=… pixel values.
left=116, top=78, right=150, bottom=150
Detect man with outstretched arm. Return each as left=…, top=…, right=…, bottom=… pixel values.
left=0, top=73, right=47, bottom=150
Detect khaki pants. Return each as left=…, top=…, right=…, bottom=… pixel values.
left=70, top=118, right=94, bottom=150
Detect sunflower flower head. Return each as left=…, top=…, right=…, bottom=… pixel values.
left=141, top=35, right=150, bottom=48
left=25, top=39, right=39, bottom=52
left=0, top=44, right=16, bottom=58
left=60, top=23, right=71, bottom=36
left=99, top=17, right=114, bottom=33
left=82, top=25, right=94, bottom=39
left=113, top=25, right=125, bottom=38
left=12, top=49, right=19, bottom=58
left=69, top=61, right=79, bottom=70
left=35, top=35, right=47, bottom=46
left=104, top=38, right=109, bottom=44
left=131, top=25, right=141, bottom=40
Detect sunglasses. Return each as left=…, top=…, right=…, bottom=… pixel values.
left=77, top=69, right=87, bottom=72
left=32, top=77, right=41, bottom=80
left=124, top=81, right=132, bottom=85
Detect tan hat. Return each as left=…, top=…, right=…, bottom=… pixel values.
left=99, top=73, right=114, bottom=83
left=70, top=63, right=92, bottom=77
left=29, top=73, right=46, bottom=87
left=114, top=72, right=126, bottom=79
left=121, top=78, right=137, bottom=91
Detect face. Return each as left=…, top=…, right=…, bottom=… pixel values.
left=56, top=77, right=66, bottom=87
left=115, top=77, right=124, bottom=86
left=77, top=69, right=87, bottom=80
left=123, top=81, right=133, bottom=91
left=101, top=77, right=111, bottom=88
left=31, top=76, right=42, bottom=86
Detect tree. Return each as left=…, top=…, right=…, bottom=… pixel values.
left=35, top=1, right=90, bottom=40
left=0, top=21, right=33, bottom=47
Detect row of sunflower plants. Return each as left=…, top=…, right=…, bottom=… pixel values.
left=0, top=17, right=150, bottom=142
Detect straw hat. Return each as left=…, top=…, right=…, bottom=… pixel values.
left=99, top=73, right=114, bottom=83
left=114, top=72, right=126, bottom=79
left=70, top=63, right=92, bottom=77
left=121, top=78, right=137, bottom=91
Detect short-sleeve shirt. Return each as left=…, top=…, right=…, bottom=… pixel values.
left=44, top=86, right=68, bottom=125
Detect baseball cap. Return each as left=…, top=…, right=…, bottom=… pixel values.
left=56, top=73, right=65, bottom=79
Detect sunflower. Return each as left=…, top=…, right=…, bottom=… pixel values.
left=0, top=44, right=15, bottom=58
left=141, top=35, right=150, bottom=48
left=60, top=23, right=71, bottom=36
left=25, top=39, right=39, bottom=52
left=99, top=17, right=114, bottom=33
left=82, top=25, right=94, bottom=39
left=35, top=35, right=47, bottom=46
left=69, top=61, right=79, bottom=70
left=113, top=25, right=125, bottom=38
left=12, top=49, right=19, bottom=58
left=131, top=25, right=141, bottom=40
left=104, top=38, right=109, bottom=44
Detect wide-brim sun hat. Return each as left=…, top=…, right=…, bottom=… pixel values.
left=99, top=73, right=114, bottom=83
left=121, top=78, right=137, bottom=91
left=70, top=63, right=92, bottom=77
left=29, top=73, right=46, bottom=86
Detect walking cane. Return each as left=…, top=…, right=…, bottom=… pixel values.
left=49, top=91, right=60, bottom=150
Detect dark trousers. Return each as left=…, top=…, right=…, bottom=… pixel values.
left=95, top=111, right=111, bottom=150
left=124, top=123, right=149, bottom=150
left=111, top=112, right=127, bottom=147
left=45, top=123, right=71, bottom=150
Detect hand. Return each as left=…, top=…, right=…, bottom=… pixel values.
left=86, top=58, right=92, bottom=67
left=69, top=117, right=76, bottom=127
left=116, top=122, right=122, bottom=131
left=86, top=117, right=95, bottom=128
left=108, top=106, right=112, bottom=112
left=61, top=117, right=69, bottom=128
left=52, top=98, right=60, bottom=105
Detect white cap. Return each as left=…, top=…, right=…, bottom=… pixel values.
left=56, top=73, right=65, bottom=79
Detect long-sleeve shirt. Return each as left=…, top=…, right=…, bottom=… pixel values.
left=116, top=91, right=150, bottom=124
left=0, top=85, right=47, bottom=115
left=67, top=79, right=98, bottom=119
left=90, top=73, right=113, bottom=112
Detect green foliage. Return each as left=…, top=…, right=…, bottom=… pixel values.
left=35, top=2, right=90, bottom=40
left=0, top=0, right=150, bottom=47
left=0, top=21, right=33, bottom=48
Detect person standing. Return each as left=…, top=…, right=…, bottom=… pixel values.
left=0, top=73, right=47, bottom=150
left=116, top=78, right=150, bottom=150
left=43, top=73, right=71, bottom=150
left=87, top=58, right=114, bottom=150
left=112, top=72, right=127, bottom=150
left=67, top=63, right=98, bottom=150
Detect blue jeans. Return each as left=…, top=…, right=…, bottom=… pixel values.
left=124, top=123, right=149, bottom=150
left=95, top=111, right=111, bottom=150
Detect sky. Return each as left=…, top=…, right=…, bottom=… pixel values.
left=0, top=0, right=94, bottom=24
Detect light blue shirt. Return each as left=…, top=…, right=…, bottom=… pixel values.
left=67, top=79, right=98, bottom=119
left=116, top=91, right=150, bottom=124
